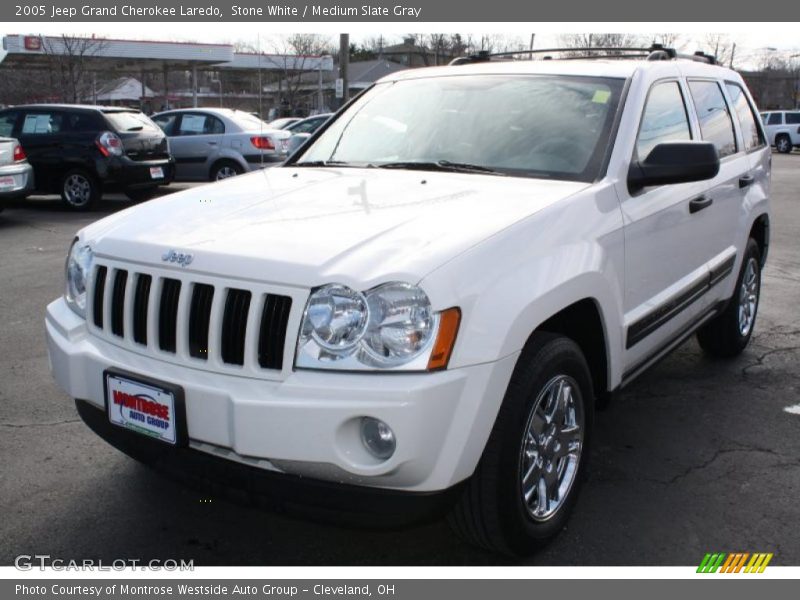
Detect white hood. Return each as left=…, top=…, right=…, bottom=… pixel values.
left=83, top=167, right=587, bottom=289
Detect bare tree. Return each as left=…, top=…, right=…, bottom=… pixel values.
left=558, top=33, right=645, bottom=57
left=650, top=33, right=683, bottom=49
left=268, top=34, right=334, bottom=113
left=700, top=34, right=737, bottom=68
left=41, top=34, right=107, bottom=103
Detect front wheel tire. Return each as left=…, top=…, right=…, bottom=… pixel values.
left=697, top=238, right=761, bottom=358
left=448, top=333, right=593, bottom=555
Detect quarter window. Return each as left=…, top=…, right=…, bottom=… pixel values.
left=636, top=81, right=692, bottom=159
left=688, top=81, right=737, bottom=158
left=725, top=83, right=765, bottom=151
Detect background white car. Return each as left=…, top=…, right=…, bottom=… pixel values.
left=152, top=108, right=291, bottom=181
left=760, top=110, right=800, bottom=153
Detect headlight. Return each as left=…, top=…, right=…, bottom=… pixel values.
left=65, top=240, right=93, bottom=318
left=296, top=282, right=459, bottom=371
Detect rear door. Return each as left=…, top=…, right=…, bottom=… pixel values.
left=16, top=109, right=67, bottom=188
left=619, top=77, right=718, bottom=370
left=168, top=112, right=225, bottom=180
left=683, top=79, right=749, bottom=304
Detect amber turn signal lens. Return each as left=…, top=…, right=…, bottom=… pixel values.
left=427, top=307, right=461, bottom=371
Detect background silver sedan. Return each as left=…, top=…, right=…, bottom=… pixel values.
left=0, top=137, right=34, bottom=208
left=152, top=108, right=291, bottom=181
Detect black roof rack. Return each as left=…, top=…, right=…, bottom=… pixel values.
left=449, top=44, right=717, bottom=66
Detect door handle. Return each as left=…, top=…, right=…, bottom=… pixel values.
left=739, top=175, right=755, bottom=188
left=207, top=141, right=218, bottom=146
left=689, top=195, right=713, bottom=214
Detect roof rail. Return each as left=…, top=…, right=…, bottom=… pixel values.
left=449, top=44, right=717, bottom=66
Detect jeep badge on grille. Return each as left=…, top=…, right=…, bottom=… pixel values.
left=161, top=250, right=193, bottom=267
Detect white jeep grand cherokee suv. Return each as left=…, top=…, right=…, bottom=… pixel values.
left=46, top=48, right=770, bottom=556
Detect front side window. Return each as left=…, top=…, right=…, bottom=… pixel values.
left=767, top=112, right=783, bottom=125
left=636, top=81, right=692, bottom=160
left=296, top=74, right=625, bottom=182
left=725, top=83, right=765, bottom=151
left=688, top=80, right=737, bottom=158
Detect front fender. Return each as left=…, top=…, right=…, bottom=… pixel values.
left=420, top=184, right=625, bottom=389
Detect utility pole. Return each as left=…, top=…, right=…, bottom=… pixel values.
left=339, top=33, right=350, bottom=108
left=729, top=43, right=736, bottom=69
left=529, top=33, right=535, bottom=60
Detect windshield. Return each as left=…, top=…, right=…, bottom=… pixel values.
left=295, top=74, right=625, bottom=181
left=104, top=111, right=162, bottom=133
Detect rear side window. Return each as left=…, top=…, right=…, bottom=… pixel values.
left=0, top=111, right=19, bottom=137
left=725, top=83, right=765, bottom=151
left=636, top=81, right=692, bottom=159
left=176, top=113, right=225, bottom=135
left=767, top=113, right=783, bottom=125
left=66, top=111, right=103, bottom=132
left=21, top=112, right=64, bottom=135
left=688, top=81, right=737, bottom=158
left=786, top=112, right=800, bottom=125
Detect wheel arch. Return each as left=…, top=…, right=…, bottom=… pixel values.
left=749, top=212, right=770, bottom=267
left=209, top=154, right=247, bottom=179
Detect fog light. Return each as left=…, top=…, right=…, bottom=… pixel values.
left=360, top=417, right=396, bottom=460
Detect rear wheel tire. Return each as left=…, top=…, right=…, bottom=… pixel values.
left=210, top=160, right=243, bottom=181
left=697, top=238, right=761, bottom=358
left=61, top=170, right=100, bottom=211
left=775, top=134, right=793, bottom=154
left=447, top=333, right=594, bottom=556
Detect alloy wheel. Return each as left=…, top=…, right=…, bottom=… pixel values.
left=519, top=374, right=584, bottom=522
left=738, top=257, right=759, bottom=337
left=63, top=174, right=92, bottom=207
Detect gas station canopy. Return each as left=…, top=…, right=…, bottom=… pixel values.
left=0, top=34, right=334, bottom=73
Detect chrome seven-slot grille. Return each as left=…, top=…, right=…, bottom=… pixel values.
left=90, top=264, right=293, bottom=373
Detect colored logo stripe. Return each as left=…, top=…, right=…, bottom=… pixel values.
left=697, top=553, right=773, bottom=573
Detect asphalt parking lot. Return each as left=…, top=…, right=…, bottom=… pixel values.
left=1, top=157, right=799, bottom=567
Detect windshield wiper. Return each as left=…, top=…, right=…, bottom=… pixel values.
left=294, top=160, right=358, bottom=167
left=374, top=160, right=506, bottom=175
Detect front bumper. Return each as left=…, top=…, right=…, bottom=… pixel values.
left=0, top=162, right=35, bottom=198
left=46, top=297, right=518, bottom=493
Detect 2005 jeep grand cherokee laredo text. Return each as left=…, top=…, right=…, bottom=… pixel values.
left=46, top=47, right=770, bottom=556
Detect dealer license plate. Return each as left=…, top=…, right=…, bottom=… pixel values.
left=149, top=166, right=164, bottom=179
left=105, top=373, right=179, bottom=445
left=0, top=175, right=16, bottom=190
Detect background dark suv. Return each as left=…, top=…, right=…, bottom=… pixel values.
left=0, top=105, right=175, bottom=210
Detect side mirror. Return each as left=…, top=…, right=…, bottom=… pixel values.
left=628, top=141, right=720, bottom=193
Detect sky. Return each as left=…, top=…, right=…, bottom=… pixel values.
left=2, top=23, right=799, bottom=69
